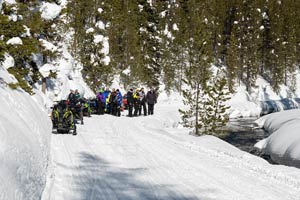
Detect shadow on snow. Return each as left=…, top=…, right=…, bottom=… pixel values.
left=57, top=152, right=214, bottom=200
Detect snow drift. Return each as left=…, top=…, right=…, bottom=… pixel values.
left=255, top=109, right=300, bottom=168
left=0, top=62, right=51, bottom=200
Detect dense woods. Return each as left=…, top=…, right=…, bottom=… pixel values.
left=1, top=0, right=300, bottom=94
left=62, top=0, right=300, bottom=95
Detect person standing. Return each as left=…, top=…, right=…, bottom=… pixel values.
left=126, top=88, right=134, bottom=117
left=96, top=89, right=105, bottom=115
left=102, top=87, right=111, bottom=113
left=109, top=89, right=118, bottom=116
left=146, top=88, right=157, bottom=115
left=133, top=88, right=141, bottom=117
left=139, top=88, right=147, bottom=116
left=75, top=89, right=84, bottom=124
left=116, top=89, right=122, bottom=117
left=67, top=89, right=76, bottom=107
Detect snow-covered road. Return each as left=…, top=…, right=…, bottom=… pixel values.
left=42, top=104, right=300, bottom=200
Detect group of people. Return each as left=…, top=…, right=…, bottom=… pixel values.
left=96, top=88, right=123, bottom=116
left=95, top=87, right=157, bottom=117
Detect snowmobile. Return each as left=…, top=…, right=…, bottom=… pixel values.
left=51, top=100, right=77, bottom=135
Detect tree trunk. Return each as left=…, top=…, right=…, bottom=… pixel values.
left=42, top=77, right=47, bottom=94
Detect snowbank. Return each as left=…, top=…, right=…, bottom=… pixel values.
left=227, top=86, right=261, bottom=118
left=0, top=65, right=51, bottom=200
left=255, top=109, right=300, bottom=168
left=226, top=76, right=300, bottom=118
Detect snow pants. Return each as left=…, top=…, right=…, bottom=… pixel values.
left=128, top=103, right=133, bottom=117
left=139, top=101, right=147, bottom=116
left=134, top=102, right=140, bottom=116
left=148, top=103, right=154, bottom=115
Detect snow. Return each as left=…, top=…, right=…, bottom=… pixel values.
left=95, top=21, right=105, bottom=30
left=255, top=109, right=300, bottom=168
left=101, top=36, right=109, bottom=55
left=40, top=2, right=62, bottom=21
left=101, top=55, right=110, bottom=66
left=122, top=68, right=131, bottom=75
left=86, top=27, right=94, bottom=34
left=42, top=92, right=300, bottom=200
left=3, top=0, right=16, bottom=5
left=93, top=34, right=104, bottom=44
left=39, top=39, right=58, bottom=52
left=6, top=37, right=23, bottom=45
left=22, top=25, right=31, bottom=37
left=97, top=8, right=103, bottom=14
left=8, top=14, right=18, bottom=22
left=2, top=53, right=14, bottom=69
left=227, top=86, right=261, bottom=118
left=172, top=23, right=179, bottom=31
left=0, top=65, right=51, bottom=200
left=226, top=76, right=300, bottom=118
left=39, top=63, right=56, bottom=78
left=36, top=32, right=95, bottom=102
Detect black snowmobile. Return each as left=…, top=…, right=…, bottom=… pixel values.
left=51, top=100, right=77, bottom=135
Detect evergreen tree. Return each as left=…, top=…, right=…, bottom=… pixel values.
left=0, top=1, right=56, bottom=94
left=137, top=0, right=161, bottom=88
left=178, top=0, right=213, bottom=135
left=204, top=70, right=230, bottom=134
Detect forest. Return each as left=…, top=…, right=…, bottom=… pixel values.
left=1, top=0, right=300, bottom=95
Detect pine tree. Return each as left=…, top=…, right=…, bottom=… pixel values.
left=178, top=0, right=213, bottom=135
left=204, top=70, right=230, bottom=134
left=66, top=0, right=112, bottom=90
left=137, top=0, right=161, bottom=88
left=0, top=1, right=56, bottom=94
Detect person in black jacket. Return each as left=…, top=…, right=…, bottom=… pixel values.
left=109, top=89, right=118, bottom=116
left=146, top=88, right=157, bottom=115
left=126, top=88, right=134, bottom=117
left=67, top=89, right=76, bottom=107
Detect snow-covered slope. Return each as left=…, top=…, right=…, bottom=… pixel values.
left=0, top=65, right=51, bottom=200
left=255, top=109, right=300, bottom=168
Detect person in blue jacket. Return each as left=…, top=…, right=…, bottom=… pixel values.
left=116, top=89, right=123, bottom=117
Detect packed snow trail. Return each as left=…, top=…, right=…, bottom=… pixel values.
left=42, top=104, right=300, bottom=200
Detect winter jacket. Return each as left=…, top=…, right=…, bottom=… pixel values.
left=133, top=92, right=140, bottom=104
left=68, top=92, right=77, bottom=107
left=116, top=91, right=123, bottom=106
left=146, top=90, right=157, bottom=104
left=109, top=91, right=118, bottom=104
left=103, top=90, right=111, bottom=105
left=96, top=93, right=105, bottom=103
left=127, top=91, right=134, bottom=104
left=139, top=91, right=146, bottom=103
